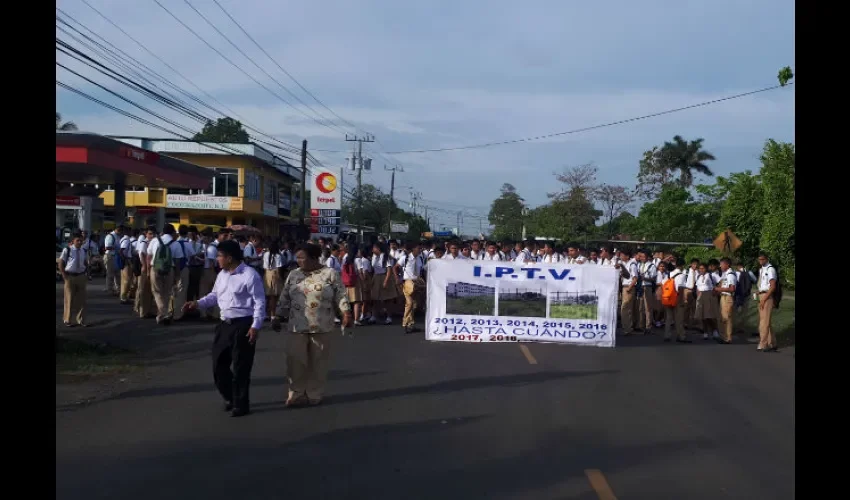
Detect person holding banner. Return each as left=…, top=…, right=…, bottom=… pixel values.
left=273, top=243, right=351, bottom=407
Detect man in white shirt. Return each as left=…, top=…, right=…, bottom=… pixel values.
left=80, top=230, right=99, bottom=281
left=619, top=249, right=640, bottom=335
left=200, top=229, right=226, bottom=320
left=59, top=232, right=88, bottom=327
left=146, top=224, right=185, bottom=325
left=481, top=243, right=503, bottom=261
left=514, top=240, right=535, bottom=264
left=756, top=252, right=778, bottom=352
left=172, top=225, right=194, bottom=321
left=395, top=242, right=422, bottom=334
left=117, top=227, right=135, bottom=303
left=715, top=257, right=737, bottom=344
left=684, top=259, right=700, bottom=330
left=103, top=226, right=123, bottom=295
left=443, top=243, right=463, bottom=260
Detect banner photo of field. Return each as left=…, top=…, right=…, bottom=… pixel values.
left=425, top=259, right=619, bottom=347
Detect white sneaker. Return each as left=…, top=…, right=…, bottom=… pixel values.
left=712, top=331, right=720, bottom=339
left=703, top=333, right=709, bottom=340
left=354, top=321, right=362, bottom=326
left=334, top=318, right=341, bottom=324
left=384, top=317, right=392, bottom=325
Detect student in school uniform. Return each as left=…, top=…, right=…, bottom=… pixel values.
left=715, top=257, right=737, bottom=344
left=371, top=243, right=397, bottom=325
left=58, top=232, right=88, bottom=327
left=618, top=249, right=639, bottom=335
left=340, top=243, right=363, bottom=330
left=637, top=250, right=659, bottom=333
left=355, top=244, right=374, bottom=325
left=756, top=251, right=779, bottom=352
left=146, top=224, right=185, bottom=325
left=134, top=226, right=156, bottom=319
left=685, top=259, right=700, bottom=330
left=694, top=263, right=720, bottom=341
left=657, top=261, right=677, bottom=341
left=481, top=242, right=504, bottom=261
left=261, top=240, right=285, bottom=322
left=540, top=242, right=563, bottom=263
left=199, top=229, right=223, bottom=321
left=394, top=242, right=423, bottom=334
left=118, top=227, right=134, bottom=304
left=670, top=259, right=692, bottom=343
left=172, top=225, right=194, bottom=322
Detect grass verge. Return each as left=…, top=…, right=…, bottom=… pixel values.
left=56, top=337, right=141, bottom=383
left=549, top=304, right=598, bottom=320
left=740, top=291, right=795, bottom=347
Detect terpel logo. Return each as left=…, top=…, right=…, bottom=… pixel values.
left=315, top=172, right=338, bottom=194
left=472, top=266, right=575, bottom=281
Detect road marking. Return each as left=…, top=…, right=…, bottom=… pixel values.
left=584, top=469, right=617, bottom=500
left=518, top=344, right=537, bottom=364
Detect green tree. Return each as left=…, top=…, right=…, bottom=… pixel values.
left=777, top=66, right=794, bottom=86
left=56, top=112, right=78, bottom=131
left=627, top=186, right=716, bottom=242
left=595, top=184, right=634, bottom=238
left=715, top=171, right=765, bottom=268
left=547, top=164, right=602, bottom=240
left=342, top=184, right=395, bottom=232
left=759, top=139, right=795, bottom=287
left=636, top=136, right=716, bottom=198
left=488, top=183, right=525, bottom=241
left=193, top=117, right=250, bottom=143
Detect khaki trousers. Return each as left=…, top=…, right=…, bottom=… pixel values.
left=719, top=295, right=735, bottom=342
left=199, top=267, right=219, bottom=319
left=675, top=292, right=687, bottom=339
left=286, top=333, right=332, bottom=402
left=620, top=286, right=637, bottom=334
left=683, top=288, right=696, bottom=329
left=150, top=268, right=174, bottom=323
left=120, top=266, right=135, bottom=301
left=135, top=271, right=155, bottom=318
left=758, top=294, right=776, bottom=349
left=63, top=273, right=87, bottom=325
left=639, top=285, right=657, bottom=330
left=104, top=253, right=118, bottom=293
left=171, top=267, right=190, bottom=320
left=402, top=280, right=417, bottom=328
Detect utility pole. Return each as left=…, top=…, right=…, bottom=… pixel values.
left=345, top=134, right=374, bottom=242
left=300, top=139, right=307, bottom=226
left=409, top=189, right=421, bottom=217
left=385, top=165, right=403, bottom=234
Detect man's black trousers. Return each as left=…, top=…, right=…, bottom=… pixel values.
left=212, top=317, right=256, bottom=411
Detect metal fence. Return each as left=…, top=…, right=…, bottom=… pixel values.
left=499, top=288, right=546, bottom=301
left=549, top=290, right=599, bottom=305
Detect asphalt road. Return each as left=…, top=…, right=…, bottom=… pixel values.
left=56, top=282, right=795, bottom=500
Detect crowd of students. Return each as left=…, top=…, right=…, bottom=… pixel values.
left=58, top=230, right=782, bottom=351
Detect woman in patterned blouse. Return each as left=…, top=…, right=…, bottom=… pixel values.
left=273, top=243, right=352, bottom=407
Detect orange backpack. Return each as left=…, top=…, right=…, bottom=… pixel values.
left=661, top=278, right=678, bottom=307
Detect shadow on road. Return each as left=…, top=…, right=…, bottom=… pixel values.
left=56, top=418, right=711, bottom=500
left=252, top=369, right=617, bottom=411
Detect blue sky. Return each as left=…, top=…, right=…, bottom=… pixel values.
left=57, top=0, right=795, bottom=234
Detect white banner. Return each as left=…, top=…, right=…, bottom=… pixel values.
left=425, top=260, right=618, bottom=347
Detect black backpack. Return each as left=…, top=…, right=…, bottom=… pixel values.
left=760, top=265, right=783, bottom=309
left=734, top=270, right=752, bottom=307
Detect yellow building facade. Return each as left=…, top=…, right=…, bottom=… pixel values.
left=101, top=138, right=300, bottom=237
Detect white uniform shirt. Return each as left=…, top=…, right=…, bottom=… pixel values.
left=137, top=239, right=149, bottom=259
left=81, top=239, right=99, bottom=256
left=262, top=251, right=283, bottom=270
left=658, top=271, right=670, bottom=284
left=565, top=256, right=587, bottom=264
left=758, top=264, right=777, bottom=292
left=696, top=272, right=717, bottom=292
left=103, top=232, right=119, bottom=255
left=204, top=242, right=218, bottom=269
left=514, top=248, right=533, bottom=263
left=397, top=253, right=421, bottom=281
left=325, top=254, right=341, bottom=272
left=673, top=269, right=688, bottom=289
left=598, top=258, right=615, bottom=267
left=719, top=269, right=737, bottom=296
left=355, top=256, right=373, bottom=273
left=639, top=261, right=658, bottom=285
left=146, top=234, right=185, bottom=264
left=481, top=251, right=503, bottom=261
left=119, top=235, right=131, bottom=258
left=686, top=268, right=698, bottom=289
left=61, top=246, right=87, bottom=273
left=541, top=253, right=562, bottom=264
left=371, top=254, right=389, bottom=275
left=623, top=259, right=639, bottom=286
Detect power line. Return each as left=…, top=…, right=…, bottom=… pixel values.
left=208, top=0, right=359, bottom=134
left=313, top=83, right=794, bottom=155
left=68, top=3, right=303, bottom=155
left=179, top=0, right=348, bottom=135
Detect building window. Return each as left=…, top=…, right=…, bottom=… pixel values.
left=213, top=168, right=239, bottom=197
left=263, top=179, right=278, bottom=205
left=244, top=171, right=260, bottom=200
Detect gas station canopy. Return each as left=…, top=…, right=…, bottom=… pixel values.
left=56, top=132, right=211, bottom=189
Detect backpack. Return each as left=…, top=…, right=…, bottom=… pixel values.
left=341, top=259, right=358, bottom=287
left=153, top=237, right=173, bottom=276
left=734, top=269, right=752, bottom=307
left=661, top=277, right=678, bottom=307
left=175, top=241, right=188, bottom=271
left=768, top=265, right=783, bottom=309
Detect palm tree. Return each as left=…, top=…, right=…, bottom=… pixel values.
left=658, top=135, right=716, bottom=187
left=56, top=112, right=78, bottom=131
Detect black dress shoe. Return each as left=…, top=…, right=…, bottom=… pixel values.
left=231, top=408, right=250, bottom=417
left=223, top=401, right=233, bottom=412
